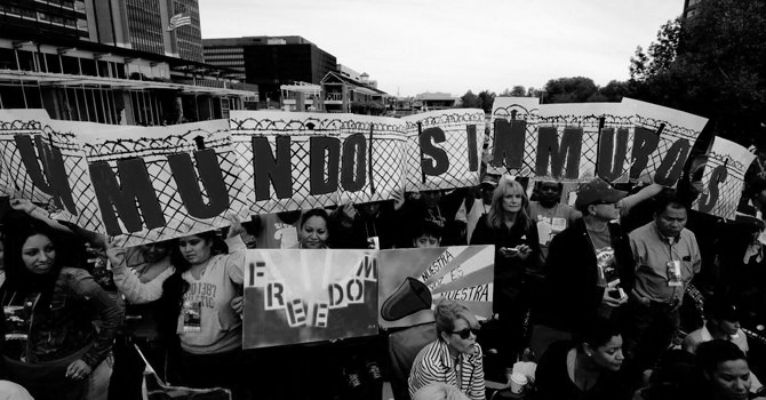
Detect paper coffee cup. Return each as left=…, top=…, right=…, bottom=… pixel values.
left=510, top=372, right=527, bottom=394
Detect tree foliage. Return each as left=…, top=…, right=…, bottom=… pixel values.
left=629, top=0, right=766, bottom=143
left=630, top=18, right=681, bottom=82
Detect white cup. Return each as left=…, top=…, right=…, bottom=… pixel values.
left=509, top=372, right=527, bottom=394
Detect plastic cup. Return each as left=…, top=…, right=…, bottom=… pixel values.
left=510, top=372, right=527, bottom=394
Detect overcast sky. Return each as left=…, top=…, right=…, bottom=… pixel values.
left=199, top=0, right=684, bottom=97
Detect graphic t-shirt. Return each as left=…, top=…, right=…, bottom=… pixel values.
left=255, top=213, right=299, bottom=249
left=529, top=201, right=579, bottom=260
left=587, top=225, right=619, bottom=288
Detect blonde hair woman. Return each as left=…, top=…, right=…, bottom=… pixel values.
left=470, top=176, right=540, bottom=365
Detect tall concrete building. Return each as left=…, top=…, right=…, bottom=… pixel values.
left=0, top=0, right=254, bottom=124
left=203, top=36, right=337, bottom=102
left=86, top=0, right=203, bottom=62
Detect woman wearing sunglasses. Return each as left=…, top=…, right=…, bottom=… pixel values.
left=409, top=300, right=485, bottom=400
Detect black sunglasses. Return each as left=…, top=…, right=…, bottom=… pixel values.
left=451, top=327, right=480, bottom=339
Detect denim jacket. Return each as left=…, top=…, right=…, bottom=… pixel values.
left=3, top=267, right=124, bottom=368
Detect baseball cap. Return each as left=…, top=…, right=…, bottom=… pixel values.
left=481, top=174, right=500, bottom=187
left=574, top=177, right=627, bottom=210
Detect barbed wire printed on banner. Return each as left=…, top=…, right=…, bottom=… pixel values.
left=230, top=112, right=408, bottom=215
left=82, top=128, right=248, bottom=247
left=489, top=97, right=541, bottom=177
left=402, top=109, right=486, bottom=192
left=693, top=137, right=756, bottom=220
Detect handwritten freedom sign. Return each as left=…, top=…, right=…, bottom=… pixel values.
left=241, top=246, right=493, bottom=348
left=242, top=249, right=378, bottom=348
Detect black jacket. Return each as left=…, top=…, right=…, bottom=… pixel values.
left=470, top=214, right=540, bottom=313
left=535, top=218, right=635, bottom=332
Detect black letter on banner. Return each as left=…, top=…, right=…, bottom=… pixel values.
left=630, top=127, right=660, bottom=179
left=466, top=125, right=478, bottom=172
left=167, top=149, right=229, bottom=218
left=597, top=128, right=630, bottom=181
left=654, top=139, right=691, bottom=186
left=698, top=165, right=727, bottom=213
left=253, top=136, right=292, bottom=201
left=310, top=136, right=340, bottom=195
left=535, top=127, right=583, bottom=179
left=341, top=133, right=366, bottom=192
left=491, top=119, right=525, bottom=170
left=89, top=158, right=166, bottom=236
left=420, top=127, right=449, bottom=176
left=15, top=135, right=77, bottom=214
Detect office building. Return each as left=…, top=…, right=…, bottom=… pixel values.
left=204, top=35, right=337, bottom=102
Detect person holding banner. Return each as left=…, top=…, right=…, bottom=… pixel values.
left=409, top=300, right=485, bottom=400
left=158, top=220, right=250, bottom=400
left=1, top=217, right=123, bottom=400
left=531, top=178, right=635, bottom=360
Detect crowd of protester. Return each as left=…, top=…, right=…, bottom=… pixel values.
left=1, top=157, right=766, bottom=400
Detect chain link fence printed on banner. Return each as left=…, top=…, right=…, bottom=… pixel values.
left=489, top=97, right=541, bottom=177
left=402, top=109, right=486, bottom=192
left=693, top=137, right=755, bottom=220
left=229, top=112, right=407, bottom=215
left=82, top=128, right=248, bottom=248
left=0, top=110, right=54, bottom=203
left=622, top=98, right=707, bottom=185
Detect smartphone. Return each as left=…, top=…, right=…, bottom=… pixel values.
left=608, top=288, right=626, bottom=301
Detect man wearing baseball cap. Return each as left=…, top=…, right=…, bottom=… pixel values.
left=530, top=178, right=636, bottom=358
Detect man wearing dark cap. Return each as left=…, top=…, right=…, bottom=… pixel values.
left=625, top=195, right=701, bottom=372
left=530, top=177, right=635, bottom=358
left=455, top=174, right=499, bottom=244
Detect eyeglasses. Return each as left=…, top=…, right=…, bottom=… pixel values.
left=451, top=327, right=480, bottom=339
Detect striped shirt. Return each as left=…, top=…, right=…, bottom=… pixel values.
left=408, top=339, right=486, bottom=400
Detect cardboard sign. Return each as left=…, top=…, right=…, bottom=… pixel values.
left=377, top=245, right=494, bottom=329
left=80, top=121, right=248, bottom=247
left=693, top=137, right=755, bottom=220
left=229, top=109, right=485, bottom=215
left=488, top=97, right=706, bottom=185
left=242, top=249, right=378, bottom=348
left=0, top=101, right=707, bottom=246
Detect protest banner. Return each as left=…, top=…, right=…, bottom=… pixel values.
left=229, top=109, right=485, bottom=215
left=242, top=249, right=378, bottom=348
left=401, top=109, right=486, bottom=192
left=622, top=98, right=707, bottom=186
left=229, top=111, right=408, bottom=214
left=0, top=100, right=708, bottom=245
left=693, top=137, right=755, bottom=220
left=0, top=110, right=105, bottom=234
left=79, top=120, right=249, bottom=246
left=489, top=97, right=706, bottom=186
left=377, top=245, right=494, bottom=329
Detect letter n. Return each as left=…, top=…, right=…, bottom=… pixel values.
left=89, top=158, right=166, bottom=236
left=491, top=119, right=525, bottom=170
left=253, top=136, right=292, bottom=201
left=15, top=135, right=77, bottom=214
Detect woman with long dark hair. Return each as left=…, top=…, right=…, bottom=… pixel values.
left=470, top=176, right=540, bottom=363
left=159, top=221, right=250, bottom=399
left=1, top=218, right=122, bottom=400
